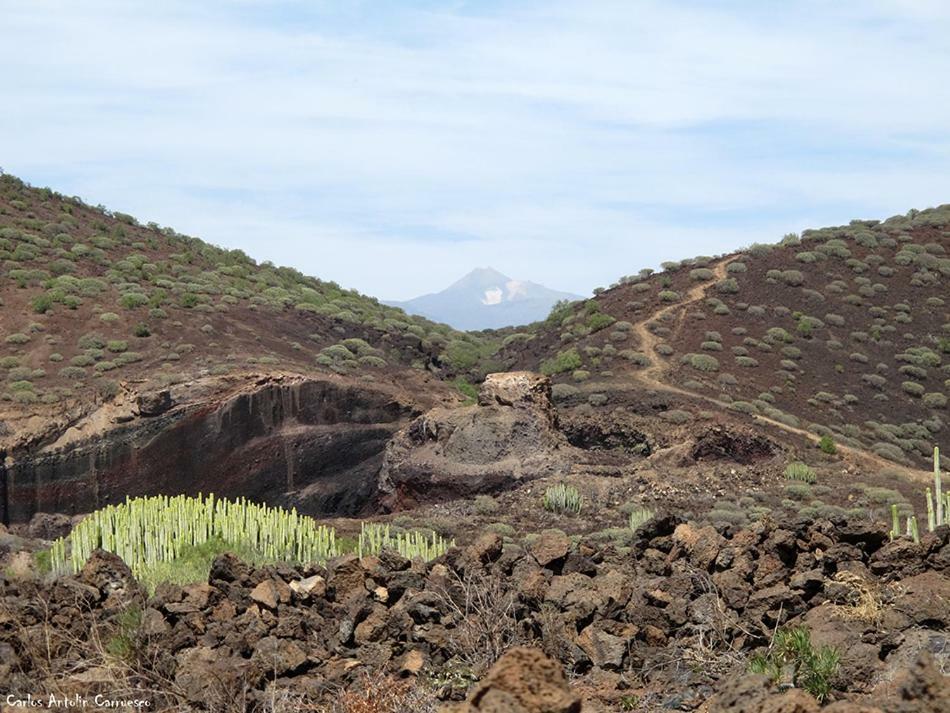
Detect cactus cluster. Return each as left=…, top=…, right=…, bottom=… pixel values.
left=49, top=494, right=338, bottom=578
left=889, top=447, right=947, bottom=544
left=925, top=446, right=947, bottom=532
left=784, top=461, right=817, bottom=484
left=542, top=484, right=583, bottom=515
left=357, top=522, right=454, bottom=561
left=628, top=506, right=655, bottom=531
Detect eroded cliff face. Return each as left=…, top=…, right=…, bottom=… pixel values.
left=2, top=374, right=417, bottom=524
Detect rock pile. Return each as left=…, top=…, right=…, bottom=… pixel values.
left=0, top=514, right=947, bottom=710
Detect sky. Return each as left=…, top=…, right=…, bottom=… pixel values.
left=1, top=0, right=949, bottom=301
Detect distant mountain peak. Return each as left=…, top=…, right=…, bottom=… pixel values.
left=387, top=268, right=583, bottom=330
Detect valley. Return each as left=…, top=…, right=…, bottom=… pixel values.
left=0, top=174, right=948, bottom=711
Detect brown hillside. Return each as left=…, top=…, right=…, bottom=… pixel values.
left=497, top=209, right=949, bottom=473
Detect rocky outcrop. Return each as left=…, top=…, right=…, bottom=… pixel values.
left=378, top=372, right=574, bottom=506
left=4, top=374, right=416, bottom=523
left=1, top=514, right=946, bottom=710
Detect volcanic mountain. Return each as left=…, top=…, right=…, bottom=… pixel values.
left=387, top=267, right=583, bottom=330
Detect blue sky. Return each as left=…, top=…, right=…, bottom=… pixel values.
left=2, top=0, right=949, bottom=300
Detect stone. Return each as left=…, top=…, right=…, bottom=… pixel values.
left=251, top=635, right=308, bottom=676
left=531, top=529, right=571, bottom=568
left=464, top=531, right=504, bottom=565
left=175, top=646, right=260, bottom=703
left=354, top=604, right=389, bottom=644
left=446, top=646, right=582, bottom=713
left=289, top=575, right=326, bottom=600
left=27, top=512, right=73, bottom=540
left=249, top=578, right=291, bottom=610
left=576, top=625, right=627, bottom=670
left=141, top=607, right=170, bottom=636
left=136, top=389, right=173, bottom=416
left=77, top=549, right=145, bottom=608
left=208, top=553, right=249, bottom=583
left=399, top=648, right=426, bottom=676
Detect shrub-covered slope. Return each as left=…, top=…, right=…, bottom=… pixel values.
left=497, top=208, right=950, bottom=467
left=0, top=174, right=492, bottom=419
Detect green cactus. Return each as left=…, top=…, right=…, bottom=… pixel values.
left=542, top=484, right=583, bottom=515
left=357, top=522, right=453, bottom=561
left=49, top=494, right=338, bottom=579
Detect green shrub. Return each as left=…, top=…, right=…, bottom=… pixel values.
left=658, top=290, right=681, bottom=302
left=133, top=323, right=151, bottom=337
left=902, top=381, right=925, bottom=397
left=542, top=484, right=582, bottom=515
left=922, top=392, right=947, bottom=409
left=31, top=293, right=54, bottom=314
left=749, top=626, right=840, bottom=702
left=540, top=348, right=582, bottom=376
left=5, top=333, right=30, bottom=345
left=819, top=435, right=837, bottom=455
left=687, top=353, right=719, bottom=372
left=119, top=292, right=150, bottom=309
left=474, top=495, right=499, bottom=515
left=107, top=340, right=129, bottom=353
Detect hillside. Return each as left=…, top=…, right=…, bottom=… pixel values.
left=0, top=174, right=495, bottom=430
left=496, top=208, right=950, bottom=472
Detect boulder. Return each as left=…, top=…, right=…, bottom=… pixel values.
left=27, top=512, right=72, bottom=540
left=250, top=635, right=308, bottom=676
left=442, top=646, right=582, bottom=713
left=575, top=625, right=627, bottom=670
left=249, top=578, right=292, bottom=610
left=77, top=549, right=145, bottom=608
left=531, top=530, right=571, bottom=569
left=175, top=646, right=260, bottom=703
left=136, top=389, right=174, bottom=416
left=378, top=372, right=574, bottom=504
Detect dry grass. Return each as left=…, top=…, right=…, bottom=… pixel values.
left=832, top=571, right=884, bottom=624
left=321, top=672, right=439, bottom=713
left=431, top=567, right=525, bottom=677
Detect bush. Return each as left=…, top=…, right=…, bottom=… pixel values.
left=5, top=333, right=30, bottom=344
left=923, top=392, right=947, bottom=409
left=658, top=290, right=681, bottom=302
left=749, top=626, right=840, bottom=702
left=31, top=293, right=54, bottom=314
left=540, top=348, right=582, bottom=376
left=133, top=323, right=151, bottom=337
left=687, top=353, right=719, bottom=372
left=901, top=381, right=925, bottom=397
left=107, top=340, right=129, bottom=353
left=119, top=292, right=150, bottom=309
left=473, top=495, right=499, bottom=515
left=819, top=435, right=837, bottom=455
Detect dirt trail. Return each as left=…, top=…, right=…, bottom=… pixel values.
left=626, top=258, right=932, bottom=484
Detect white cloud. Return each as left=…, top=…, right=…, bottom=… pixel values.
left=1, top=0, right=948, bottom=300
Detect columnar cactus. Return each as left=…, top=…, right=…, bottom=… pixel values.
left=357, top=522, right=453, bottom=561
left=49, top=494, right=339, bottom=578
